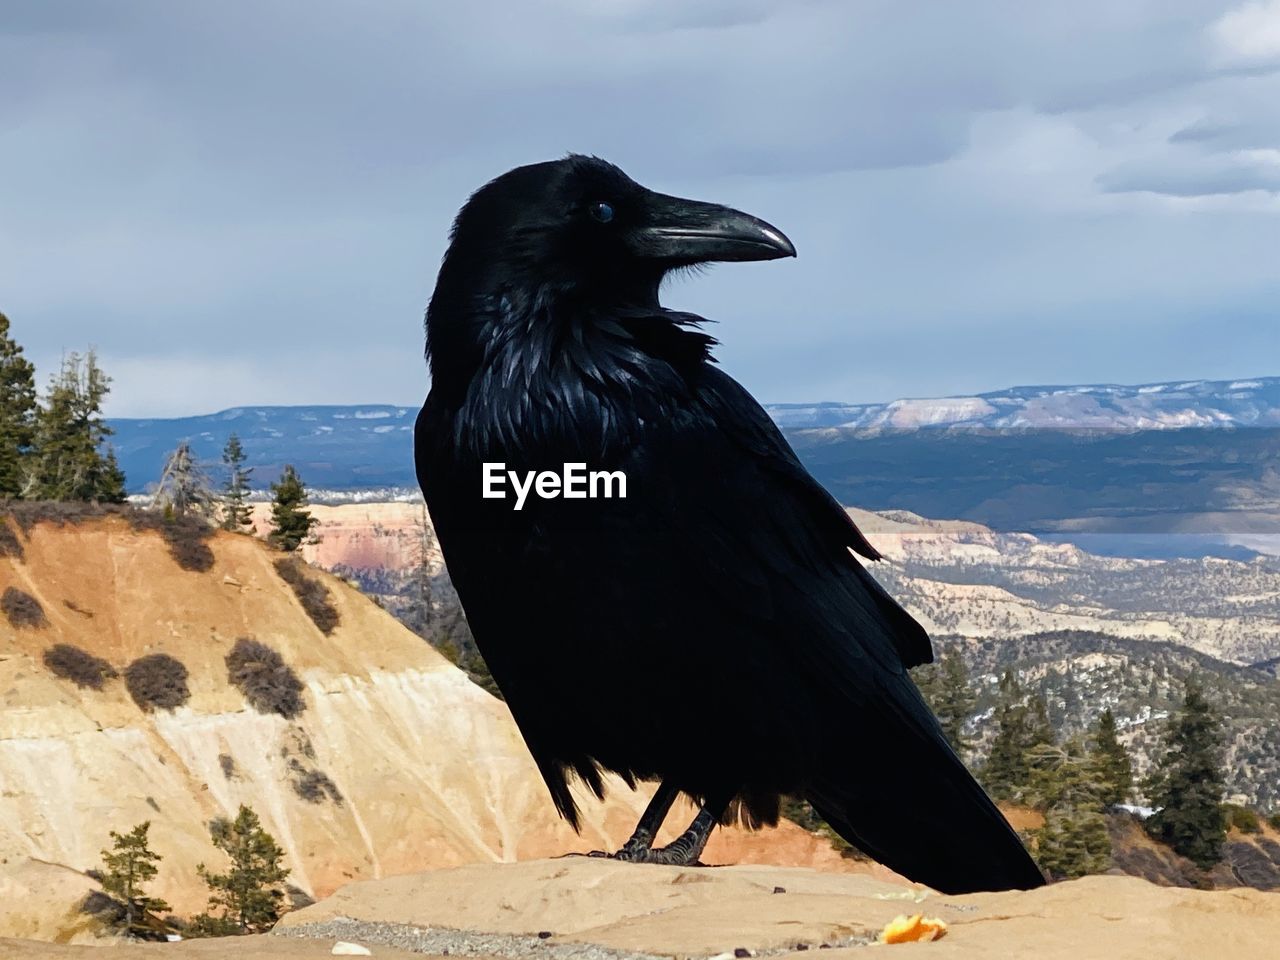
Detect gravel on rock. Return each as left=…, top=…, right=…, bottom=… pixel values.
left=274, top=918, right=668, bottom=960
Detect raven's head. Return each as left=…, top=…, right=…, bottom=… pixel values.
left=433, top=155, right=795, bottom=308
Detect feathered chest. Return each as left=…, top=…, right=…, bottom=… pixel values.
left=446, top=307, right=713, bottom=465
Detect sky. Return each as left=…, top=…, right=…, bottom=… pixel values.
left=3, top=1, right=1280, bottom=417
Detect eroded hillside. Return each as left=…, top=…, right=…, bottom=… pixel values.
left=0, top=509, right=868, bottom=941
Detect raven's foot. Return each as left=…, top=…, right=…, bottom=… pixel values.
left=565, top=783, right=728, bottom=867
left=610, top=840, right=706, bottom=866
left=609, top=832, right=657, bottom=862
left=611, top=799, right=724, bottom=866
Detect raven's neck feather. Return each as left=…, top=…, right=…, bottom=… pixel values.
left=430, top=289, right=717, bottom=458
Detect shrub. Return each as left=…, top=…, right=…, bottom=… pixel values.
left=219, top=753, right=237, bottom=780
left=288, top=760, right=343, bottom=805
left=124, top=654, right=191, bottom=712
left=5, top=500, right=111, bottom=535
left=225, top=638, right=305, bottom=719
left=127, top=511, right=215, bottom=573
left=183, top=912, right=241, bottom=938
left=43, top=643, right=117, bottom=690
left=79, top=890, right=125, bottom=925
left=2, top=503, right=215, bottom=572
left=2, top=586, right=47, bottom=628
left=1224, top=803, right=1262, bottom=835
left=0, top=519, right=24, bottom=560
left=274, top=559, right=339, bottom=635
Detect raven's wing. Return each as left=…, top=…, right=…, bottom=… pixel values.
left=636, top=365, right=1044, bottom=893
left=694, top=365, right=933, bottom=668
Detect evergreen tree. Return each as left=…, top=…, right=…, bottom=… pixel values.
left=1026, top=691, right=1056, bottom=751
left=268, top=465, right=316, bottom=552
left=929, top=648, right=976, bottom=755
left=0, top=312, right=37, bottom=498
left=983, top=670, right=1030, bottom=801
left=24, top=350, right=126, bottom=502
left=99, top=821, right=171, bottom=935
left=1145, top=678, right=1227, bottom=869
left=220, top=433, right=254, bottom=531
left=983, top=673, right=1059, bottom=802
left=1029, top=740, right=1111, bottom=880
left=153, top=441, right=219, bottom=520
left=1089, top=708, right=1133, bottom=807
left=195, top=805, right=289, bottom=934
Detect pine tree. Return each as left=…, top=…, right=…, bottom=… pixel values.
left=1026, top=691, right=1056, bottom=750
left=1145, top=678, right=1227, bottom=869
left=1089, top=708, right=1133, bottom=807
left=24, top=350, right=126, bottom=502
left=195, top=805, right=289, bottom=934
left=220, top=433, right=254, bottom=531
left=1028, top=740, right=1112, bottom=880
left=267, top=465, right=316, bottom=552
left=983, top=670, right=1030, bottom=801
left=153, top=441, right=219, bottom=520
left=99, top=821, right=171, bottom=935
left=0, top=312, right=38, bottom=498
left=931, top=648, right=976, bottom=755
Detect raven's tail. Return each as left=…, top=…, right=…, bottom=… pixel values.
left=805, top=728, right=1046, bottom=894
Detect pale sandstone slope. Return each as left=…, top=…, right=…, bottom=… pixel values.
left=0, top=515, right=870, bottom=940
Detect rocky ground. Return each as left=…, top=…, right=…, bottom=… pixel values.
left=4, top=858, right=1278, bottom=959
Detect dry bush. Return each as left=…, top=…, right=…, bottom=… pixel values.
left=124, top=653, right=191, bottom=712
left=78, top=890, right=126, bottom=926
left=2, top=586, right=47, bottom=628
left=2, top=503, right=216, bottom=573
left=5, top=501, right=112, bottom=535
left=274, top=559, right=339, bottom=635
left=288, top=759, right=343, bottom=805
left=218, top=753, right=237, bottom=779
left=0, top=519, right=24, bottom=560
left=225, top=637, right=305, bottom=718
left=127, top=511, right=215, bottom=573
left=43, top=643, right=117, bottom=690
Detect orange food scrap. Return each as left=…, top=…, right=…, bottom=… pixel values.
left=879, top=913, right=949, bottom=944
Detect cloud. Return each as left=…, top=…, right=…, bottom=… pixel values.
left=1099, top=150, right=1280, bottom=196
left=3, top=1, right=1280, bottom=417
left=1211, top=0, right=1280, bottom=66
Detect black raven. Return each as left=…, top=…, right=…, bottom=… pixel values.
left=415, top=155, right=1045, bottom=893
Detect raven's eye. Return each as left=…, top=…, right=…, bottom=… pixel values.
left=589, top=201, right=615, bottom=224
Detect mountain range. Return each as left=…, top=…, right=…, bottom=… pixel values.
left=109, top=376, right=1280, bottom=495
left=107, top=376, right=1280, bottom=552
left=767, top=375, right=1280, bottom=430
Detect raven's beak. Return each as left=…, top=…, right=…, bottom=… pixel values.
left=629, top=192, right=796, bottom=263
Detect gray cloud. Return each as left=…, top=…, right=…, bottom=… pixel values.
left=2, top=0, right=1280, bottom=416
left=1099, top=154, right=1280, bottom=196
